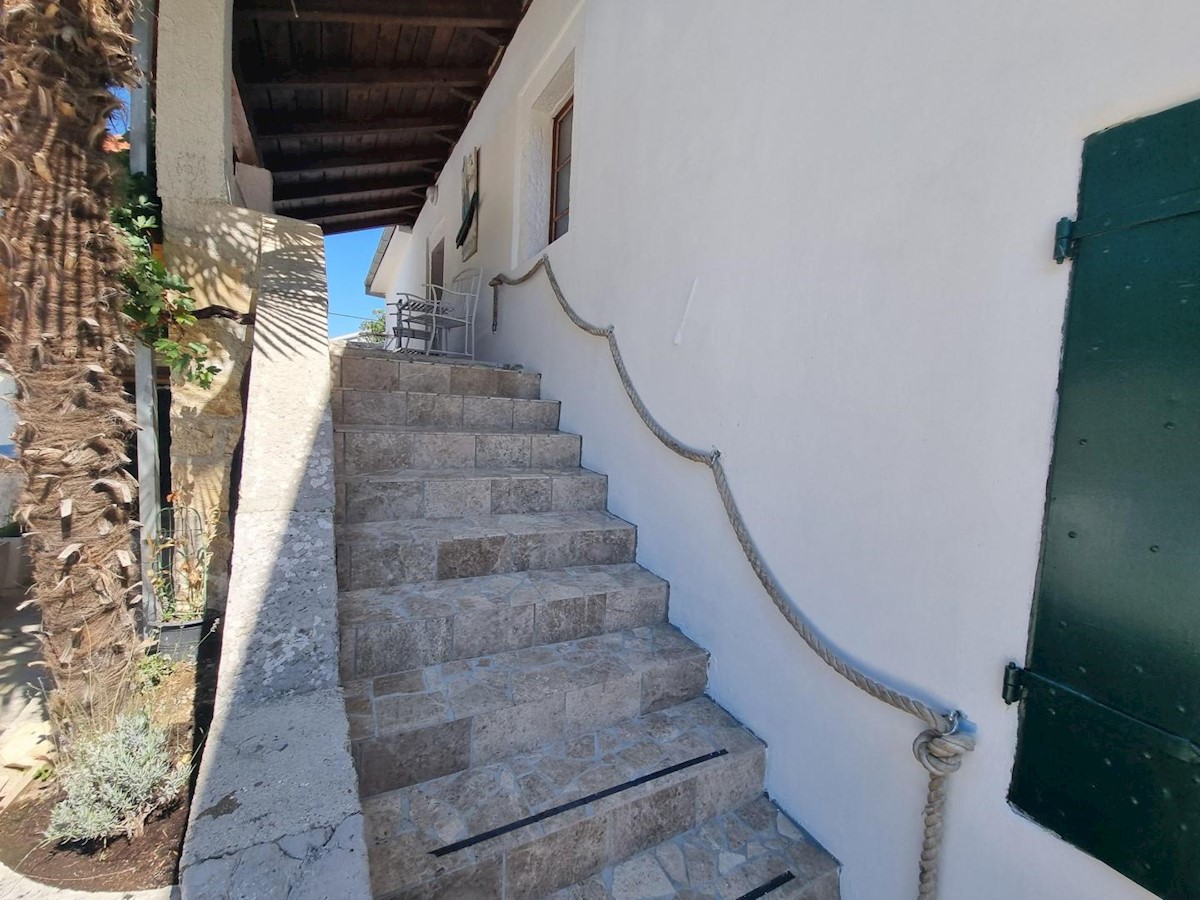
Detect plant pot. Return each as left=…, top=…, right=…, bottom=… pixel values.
left=156, top=617, right=212, bottom=662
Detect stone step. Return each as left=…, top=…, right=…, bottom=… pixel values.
left=339, top=565, right=669, bottom=681
left=335, top=510, right=635, bottom=591
left=334, top=388, right=560, bottom=431
left=345, top=624, right=710, bottom=798
left=361, top=696, right=765, bottom=900
left=336, top=466, right=608, bottom=524
left=549, top=795, right=840, bottom=900
left=333, top=347, right=541, bottom=399
left=335, top=424, right=582, bottom=476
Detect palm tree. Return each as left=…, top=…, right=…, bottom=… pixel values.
left=0, top=0, right=142, bottom=729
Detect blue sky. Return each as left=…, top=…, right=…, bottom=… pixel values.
left=325, top=228, right=386, bottom=337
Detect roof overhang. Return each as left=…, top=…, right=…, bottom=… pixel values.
left=364, top=225, right=409, bottom=297
left=232, top=0, right=529, bottom=235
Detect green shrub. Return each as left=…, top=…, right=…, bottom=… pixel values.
left=46, top=713, right=188, bottom=845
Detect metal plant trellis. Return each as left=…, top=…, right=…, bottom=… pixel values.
left=149, top=506, right=210, bottom=624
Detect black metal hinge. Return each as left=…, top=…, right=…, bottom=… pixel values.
left=1002, top=662, right=1025, bottom=704
left=1053, top=217, right=1076, bottom=264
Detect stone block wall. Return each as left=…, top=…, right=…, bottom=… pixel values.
left=163, top=202, right=261, bottom=614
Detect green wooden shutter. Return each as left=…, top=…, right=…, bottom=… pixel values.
left=1008, top=97, right=1200, bottom=900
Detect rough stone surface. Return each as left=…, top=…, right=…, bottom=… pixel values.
left=180, top=214, right=370, bottom=899
left=361, top=697, right=767, bottom=899
left=545, top=796, right=840, bottom=900
left=337, top=424, right=580, bottom=475
left=164, top=202, right=265, bottom=612
left=332, top=349, right=540, bottom=400
left=335, top=510, right=636, bottom=590
left=328, top=350, right=836, bottom=899
left=347, top=625, right=709, bottom=792
left=182, top=690, right=366, bottom=869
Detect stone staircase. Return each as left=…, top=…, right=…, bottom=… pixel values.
left=331, top=347, right=840, bottom=899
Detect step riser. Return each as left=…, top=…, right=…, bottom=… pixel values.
left=334, top=353, right=541, bottom=399
left=337, top=473, right=608, bottom=524
left=340, top=581, right=669, bottom=681
left=336, top=526, right=635, bottom=591
left=350, top=656, right=709, bottom=797
left=336, top=431, right=581, bottom=476
left=335, top=389, right=560, bottom=431
left=548, top=796, right=841, bottom=900
left=371, top=748, right=766, bottom=900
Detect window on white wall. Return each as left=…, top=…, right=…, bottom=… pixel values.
left=516, top=50, right=575, bottom=263
left=549, top=97, right=573, bottom=242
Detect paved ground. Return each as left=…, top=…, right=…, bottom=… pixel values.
left=0, top=597, right=51, bottom=814
left=0, top=602, right=42, bottom=738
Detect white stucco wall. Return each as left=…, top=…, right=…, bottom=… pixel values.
left=384, top=3, right=1200, bottom=897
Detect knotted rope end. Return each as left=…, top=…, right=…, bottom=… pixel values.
left=913, top=710, right=976, bottom=777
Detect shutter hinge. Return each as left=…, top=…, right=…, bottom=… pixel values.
left=1053, top=217, right=1076, bottom=264
left=1002, top=662, right=1025, bottom=705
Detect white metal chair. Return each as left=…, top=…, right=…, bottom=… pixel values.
left=387, top=268, right=482, bottom=359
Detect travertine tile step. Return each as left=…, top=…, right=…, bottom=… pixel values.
left=335, top=424, right=582, bottom=475
left=333, top=348, right=541, bottom=399
left=336, top=466, right=608, bottom=523
left=339, top=565, right=668, bottom=679
left=548, top=796, right=840, bottom=900
left=335, top=510, right=635, bottom=591
left=362, top=696, right=765, bottom=900
left=346, top=625, right=710, bottom=796
left=335, top=388, right=560, bottom=431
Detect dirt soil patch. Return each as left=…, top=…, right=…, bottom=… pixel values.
left=0, top=659, right=205, bottom=890
left=0, top=780, right=187, bottom=890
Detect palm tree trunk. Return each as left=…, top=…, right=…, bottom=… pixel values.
left=0, top=0, right=142, bottom=728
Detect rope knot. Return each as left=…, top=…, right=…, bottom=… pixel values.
left=709, top=448, right=721, bottom=464
left=913, top=712, right=975, bottom=777
left=604, top=325, right=615, bottom=336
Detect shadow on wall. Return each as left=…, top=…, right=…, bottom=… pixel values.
left=177, top=211, right=369, bottom=894
left=162, top=204, right=332, bottom=617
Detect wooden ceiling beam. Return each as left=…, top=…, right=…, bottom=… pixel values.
left=230, top=75, right=260, bottom=166
left=274, top=174, right=433, bottom=204
left=299, top=198, right=423, bottom=220
left=257, top=112, right=464, bottom=140
left=247, top=67, right=489, bottom=90
left=321, top=216, right=416, bottom=236
left=267, top=145, right=446, bottom=174
left=310, top=206, right=422, bottom=234
left=235, top=0, right=521, bottom=28
left=232, top=0, right=516, bottom=27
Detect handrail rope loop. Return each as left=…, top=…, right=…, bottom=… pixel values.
left=490, top=255, right=974, bottom=899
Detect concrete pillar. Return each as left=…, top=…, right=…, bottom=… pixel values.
left=155, top=0, right=255, bottom=615
left=156, top=0, right=233, bottom=205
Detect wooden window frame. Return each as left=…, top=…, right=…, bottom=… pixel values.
left=549, top=96, right=573, bottom=243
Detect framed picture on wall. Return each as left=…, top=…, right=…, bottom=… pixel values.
left=458, top=146, right=480, bottom=261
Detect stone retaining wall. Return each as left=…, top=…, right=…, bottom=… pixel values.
left=177, top=211, right=370, bottom=898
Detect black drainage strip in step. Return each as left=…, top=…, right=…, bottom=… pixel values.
left=737, top=871, right=797, bottom=900
left=430, top=749, right=729, bottom=857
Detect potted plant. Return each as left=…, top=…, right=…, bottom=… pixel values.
left=149, top=505, right=214, bottom=661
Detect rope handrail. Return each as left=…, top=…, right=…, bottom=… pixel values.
left=490, top=255, right=975, bottom=899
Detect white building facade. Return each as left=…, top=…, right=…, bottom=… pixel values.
left=370, top=3, right=1200, bottom=898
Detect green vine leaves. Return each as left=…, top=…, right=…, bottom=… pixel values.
left=112, top=188, right=219, bottom=388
